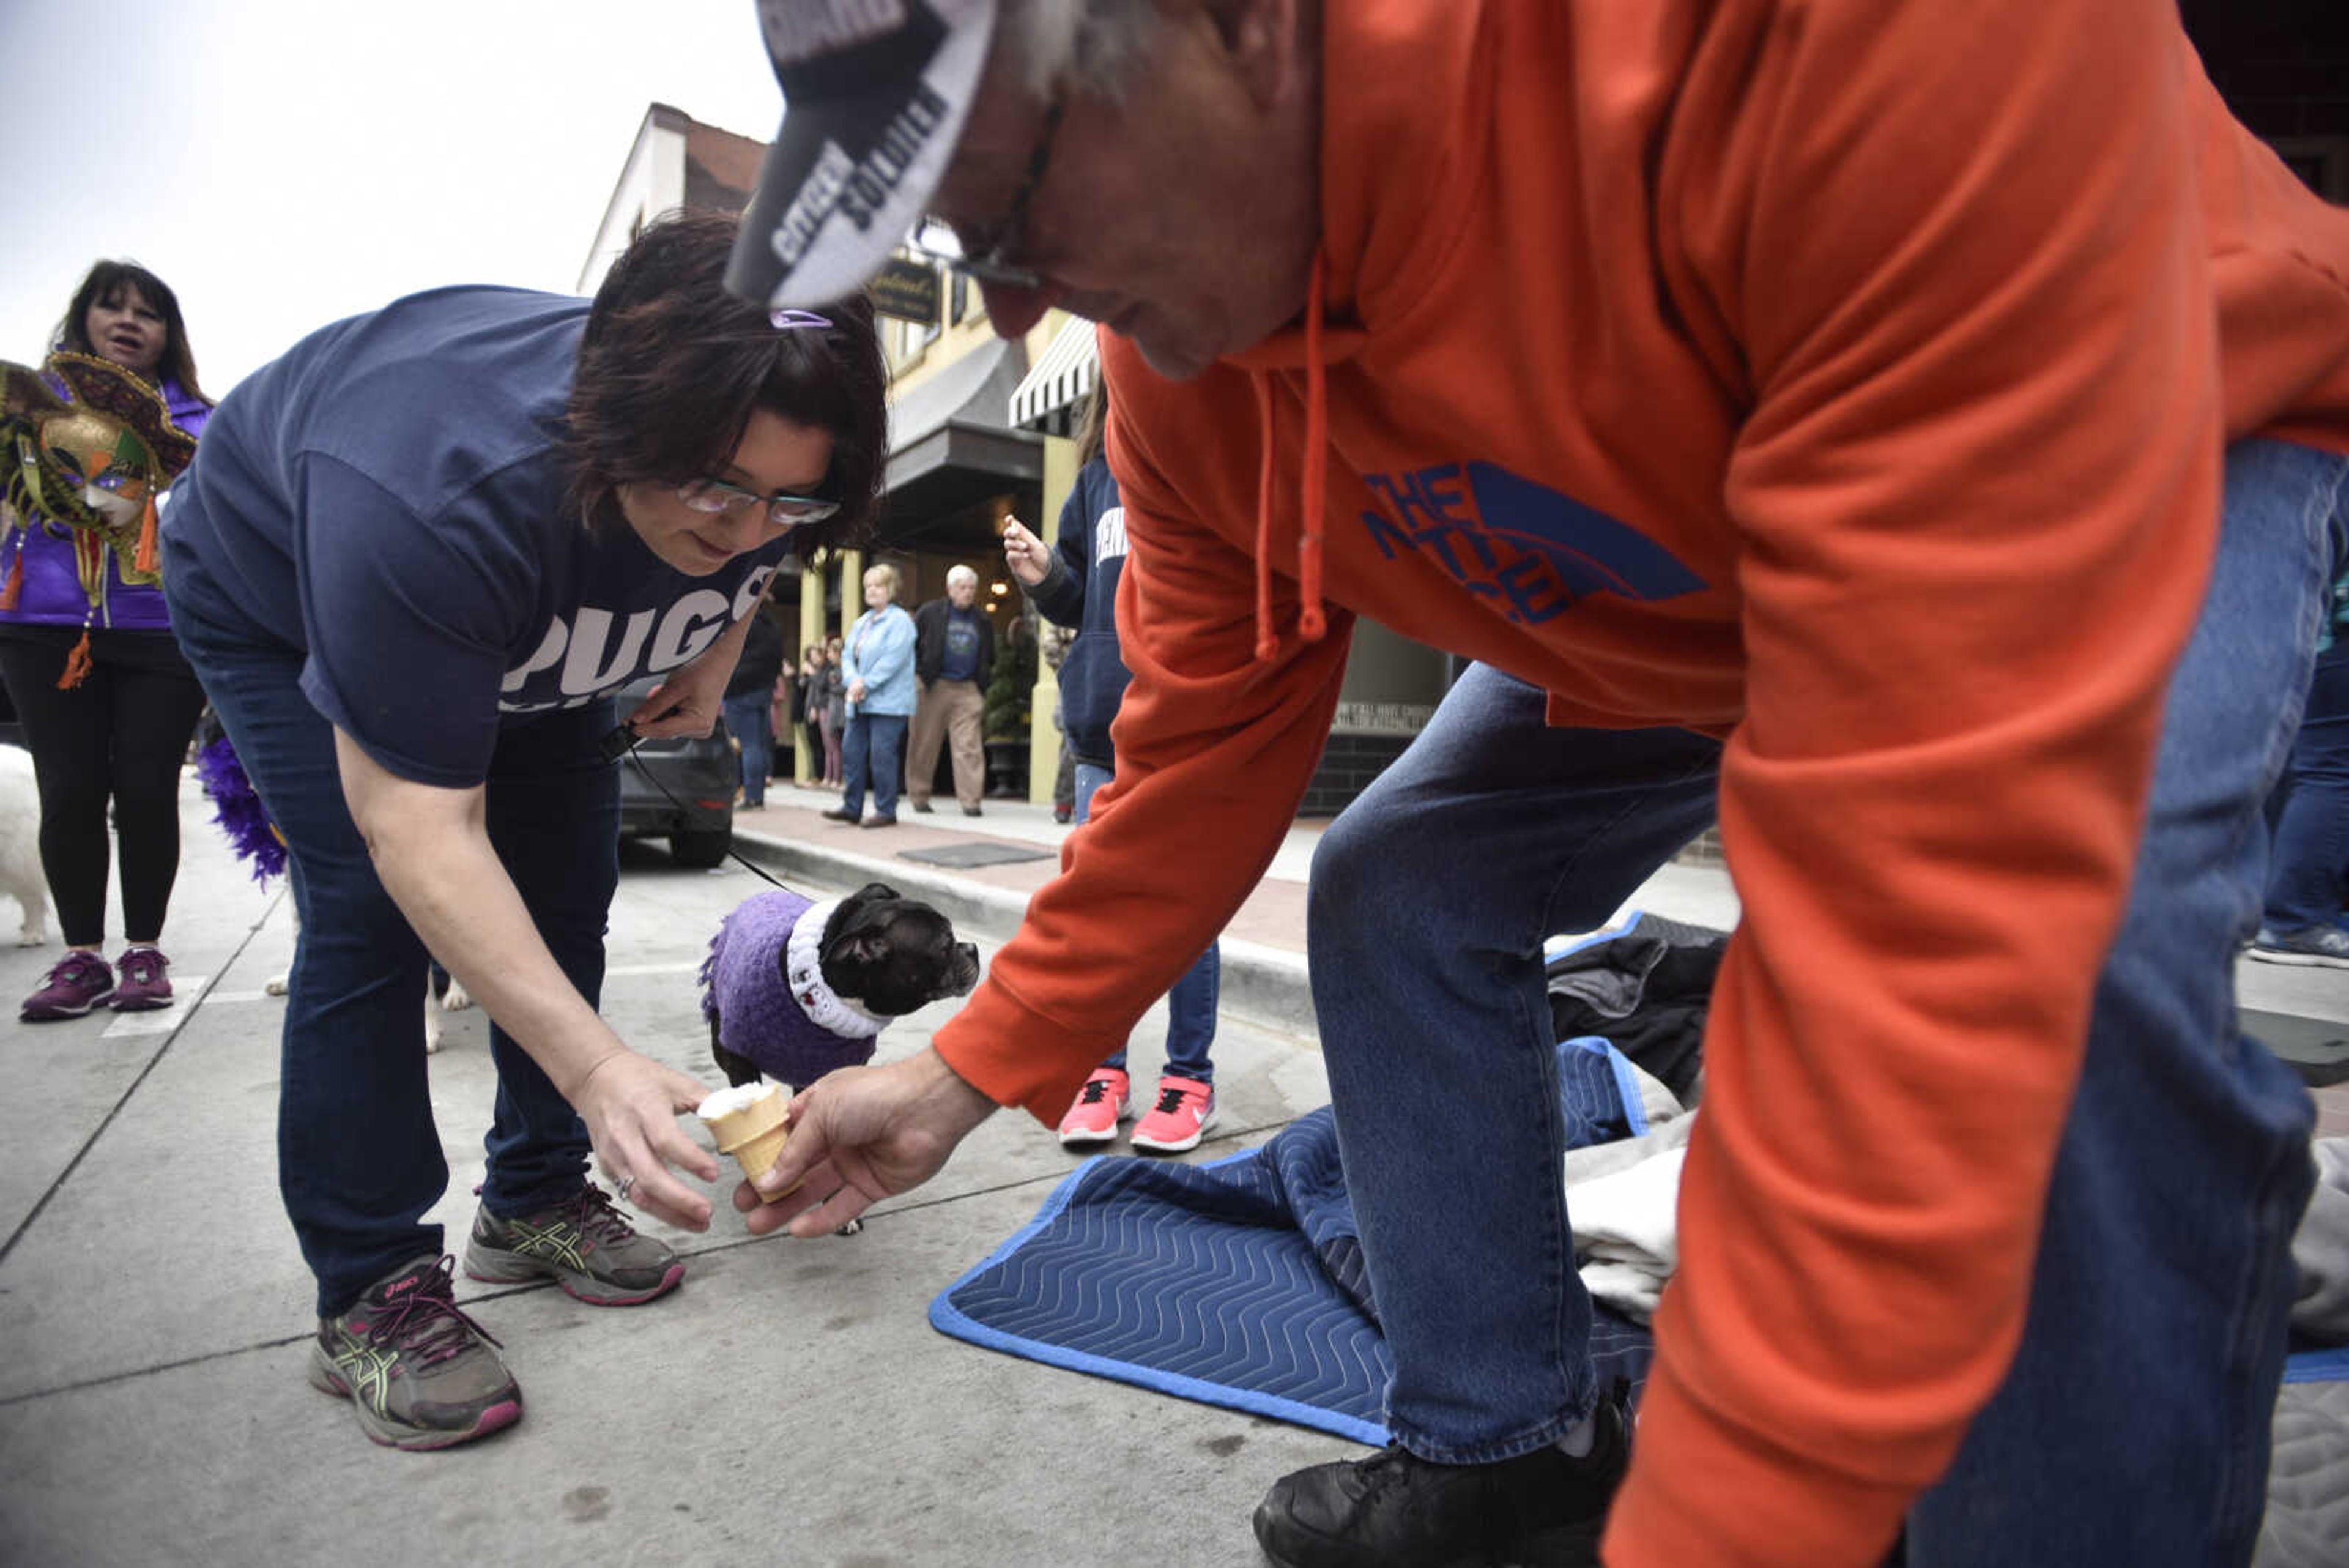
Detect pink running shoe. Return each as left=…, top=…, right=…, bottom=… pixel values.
left=111, top=946, right=174, bottom=1011
left=21, top=951, right=117, bottom=1020
left=1131, top=1074, right=1219, bottom=1154
left=1058, top=1066, right=1131, bottom=1146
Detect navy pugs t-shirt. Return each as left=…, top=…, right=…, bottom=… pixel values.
left=165, top=287, right=790, bottom=788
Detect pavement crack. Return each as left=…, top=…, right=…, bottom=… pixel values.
left=0, top=891, right=285, bottom=1270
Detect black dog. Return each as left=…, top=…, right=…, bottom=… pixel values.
left=701, top=882, right=980, bottom=1228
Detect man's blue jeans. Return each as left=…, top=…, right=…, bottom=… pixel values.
left=1075, top=761, right=1219, bottom=1083
left=722, top=691, right=773, bottom=808
left=840, top=711, right=907, bottom=820
left=1307, top=439, right=2345, bottom=1564
left=2262, top=641, right=2349, bottom=932
left=171, top=608, right=616, bottom=1318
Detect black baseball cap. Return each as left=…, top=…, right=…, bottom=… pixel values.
left=726, top=0, right=995, bottom=309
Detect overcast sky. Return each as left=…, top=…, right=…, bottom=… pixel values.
left=2, top=1, right=787, bottom=400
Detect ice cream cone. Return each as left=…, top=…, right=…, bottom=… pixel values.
left=698, top=1083, right=803, bottom=1200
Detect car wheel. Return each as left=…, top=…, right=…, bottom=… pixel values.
left=670, top=827, right=732, bottom=869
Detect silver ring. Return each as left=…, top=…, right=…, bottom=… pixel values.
left=614, top=1174, right=637, bottom=1204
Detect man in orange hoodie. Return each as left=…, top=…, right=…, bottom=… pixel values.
left=724, top=2, right=2349, bottom=1564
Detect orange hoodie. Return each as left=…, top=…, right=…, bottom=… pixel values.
left=932, top=1, right=2349, bottom=1562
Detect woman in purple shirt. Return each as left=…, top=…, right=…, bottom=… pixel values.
left=0, top=262, right=212, bottom=1020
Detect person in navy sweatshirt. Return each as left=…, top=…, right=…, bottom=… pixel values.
left=1003, top=382, right=1222, bottom=1154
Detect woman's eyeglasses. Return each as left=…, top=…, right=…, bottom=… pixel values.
left=673, top=477, right=839, bottom=528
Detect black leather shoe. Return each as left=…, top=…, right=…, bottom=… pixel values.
left=860, top=815, right=897, bottom=828
left=1253, top=1391, right=1628, bottom=1568
left=819, top=808, right=859, bottom=823
left=911, top=800, right=934, bottom=813
left=962, top=805, right=982, bottom=817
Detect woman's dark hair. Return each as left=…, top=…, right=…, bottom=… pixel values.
left=56, top=261, right=207, bottom=404
left=565, top=209, right=889, bottom=562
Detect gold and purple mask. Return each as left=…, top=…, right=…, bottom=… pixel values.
left=1, top=354, right=198, bottom=593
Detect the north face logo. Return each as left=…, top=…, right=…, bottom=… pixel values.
left=1359, top=462, right=1705, bottom=625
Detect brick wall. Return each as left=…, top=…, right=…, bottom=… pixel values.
left=1299, top=733, right=1416, bottom=817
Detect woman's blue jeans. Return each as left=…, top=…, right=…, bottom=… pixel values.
left=171, top=608, right=617, bottom=1318
left=840, top=711, right=907, bottom=820
left=721, top=691, right=774, bottom=808
left=1307, top=439, right=2345, bottom=1564
left=1075, top=761, right=1219, bottom=1083
left=2262, top=641, right=2349, bottom=932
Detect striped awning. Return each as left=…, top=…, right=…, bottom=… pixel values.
left=1007, top=314, right=1100, bottom=432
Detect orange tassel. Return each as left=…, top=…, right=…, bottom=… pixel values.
left=57, top=628, right=92, bottom=690
left=0, top=550, right=20, bottom=612
left=134, top=496, right=159, bottom=576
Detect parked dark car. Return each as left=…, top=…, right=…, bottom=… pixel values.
left=612, top=677, right=735, bottom=868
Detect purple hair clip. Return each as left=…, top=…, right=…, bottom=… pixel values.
left=770, top=309, right=832, bottom=330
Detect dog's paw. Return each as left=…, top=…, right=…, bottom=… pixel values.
left=264, top=972, right=291, bottom=997
left=442, top=976, right=473, bottom=1012
left=15, top=929, right=44, bottom=947
left=834, top=1217, right=864, bottom=1238
left=425, top=1027, right=443, bottom=1055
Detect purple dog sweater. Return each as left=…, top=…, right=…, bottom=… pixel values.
left=700, top=890, right=884, bottom=1087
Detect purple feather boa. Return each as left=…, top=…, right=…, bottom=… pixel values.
left=195, top=735, right=286, bottom=885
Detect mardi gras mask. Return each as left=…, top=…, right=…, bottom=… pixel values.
left=1, top=352, right=196, bottom=579
left=34, top=406, right=160, bottom=526
left=1, top=354, right=199, bottom=686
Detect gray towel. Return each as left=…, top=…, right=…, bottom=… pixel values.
left=2292, top=1137, right=2349, bottom=1344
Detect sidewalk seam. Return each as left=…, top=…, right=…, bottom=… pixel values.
left=0, top=890, right=280, bottom=1269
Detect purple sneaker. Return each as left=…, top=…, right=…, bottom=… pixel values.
left=21, top=951, right=117, bottom=1020
left=110, top=946, right=174, bottom=1011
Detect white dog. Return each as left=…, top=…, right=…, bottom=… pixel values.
left=0, top=745, right=49, bottom=945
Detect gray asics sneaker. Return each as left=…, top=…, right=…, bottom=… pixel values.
left=462, top=1183, right=685, bottom=1306
left=307, top=1255, right=521, bottom=1451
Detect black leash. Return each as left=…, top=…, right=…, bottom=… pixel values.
left=600, top=721, right=801, bottom=894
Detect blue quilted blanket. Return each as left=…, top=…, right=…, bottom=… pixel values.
left=931, top=1039, right=1659, bottom=1444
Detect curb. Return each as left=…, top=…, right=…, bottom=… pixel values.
left=729, top=829, right=1320, bottom=1041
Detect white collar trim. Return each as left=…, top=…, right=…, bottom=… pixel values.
left=785, top=898, right=887, bottom=1039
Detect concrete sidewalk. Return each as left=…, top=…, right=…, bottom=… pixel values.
left=0, top=782, right=1360, bottom=1567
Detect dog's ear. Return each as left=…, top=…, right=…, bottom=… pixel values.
left=850, top=881, right=901, bottom=904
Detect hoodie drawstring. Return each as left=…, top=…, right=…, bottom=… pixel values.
left=1249, top=251, right=1333, bottom=661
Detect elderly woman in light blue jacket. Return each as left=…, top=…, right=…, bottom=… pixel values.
left=823, top=560, right=917, bottom=827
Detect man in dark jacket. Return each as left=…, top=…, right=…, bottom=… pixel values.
left=907, top=565, right=993, bottom=816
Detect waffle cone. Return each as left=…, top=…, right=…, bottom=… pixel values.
left=703, top=1093, right=802, bottom=1198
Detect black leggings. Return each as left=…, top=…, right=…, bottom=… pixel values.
left=0, top=630, right=209, bottom=947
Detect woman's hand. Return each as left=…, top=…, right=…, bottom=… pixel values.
left=1001, top=518, right=1050, bottom=587
left=574, top=1050, right=722, bottom=1232
left=631, top=658, right=728, bottom=739
left=733, top=1049, right=996, bottom=1238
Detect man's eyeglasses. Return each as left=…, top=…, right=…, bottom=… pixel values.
left=916, top=97, right=1066, bottom=291
left=674, top=477, right=839, bottom=529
